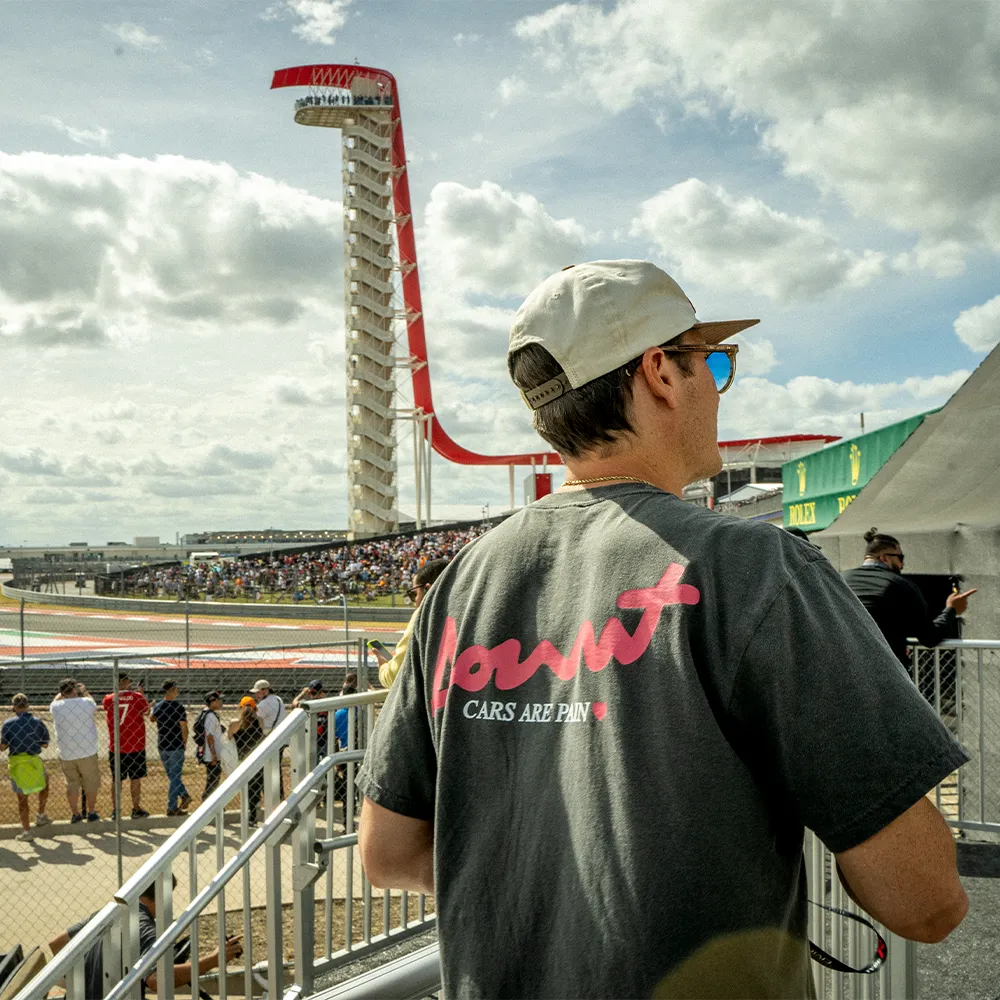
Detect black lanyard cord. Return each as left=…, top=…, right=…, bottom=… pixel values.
left=808, top=901, right=888, bottom=974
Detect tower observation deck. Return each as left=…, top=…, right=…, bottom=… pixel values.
left=271, top=64, right=561, bottom=536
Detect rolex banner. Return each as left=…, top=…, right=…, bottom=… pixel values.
left=782, top=412, right=933, bottom=531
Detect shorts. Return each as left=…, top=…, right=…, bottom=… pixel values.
left=61, top=755, right=101, bottom=794
left=109, top=750, right=147, bottom=780
left=10, top=775, right=47, bottom=796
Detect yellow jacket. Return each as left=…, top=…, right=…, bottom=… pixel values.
left=378, top=612, right=416, bottom=689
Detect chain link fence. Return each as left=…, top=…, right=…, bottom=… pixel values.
left=0, top=641, right=369, bottom=968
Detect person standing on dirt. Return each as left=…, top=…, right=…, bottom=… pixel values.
left=199, top=691, right=224, bottom=801
left=50, top=678, right=102, bottom=823
left=228, top=696, right=265, bottom=821
left=1, top=693, right=51, bottom=840
left=151, top=680, right=191, bottom=816
left=102, top=674, right=150, bottom=819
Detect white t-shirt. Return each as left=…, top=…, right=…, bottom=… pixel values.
left=49, top=696, right=99, bottom=760
left=202, top=709, right=223, bottom=763
left=256, top=694, right=286, bottom=735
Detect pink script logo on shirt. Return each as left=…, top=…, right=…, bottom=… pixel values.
left=431, top=564, right=700, bottom=713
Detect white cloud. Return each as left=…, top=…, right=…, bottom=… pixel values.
left=44, top=117, right=111, bottom=149
left=498, top=76, right=529, bottom=102
left=262, top=0, right=351, bottom=45
left=421, top=180, right=590, bottom=299
left=453, top=33, right=481, bottom=46
left=721, top=369, right=969, bottom=438
left=0, top=152, right=342, bottom=348
left=514, top=0, right=1000, bottom=262
left=632, top=178, right=885, bottom=302
left=104, top=22, right=164, bottom=51
left=954, top=295, right=1000, bottom=352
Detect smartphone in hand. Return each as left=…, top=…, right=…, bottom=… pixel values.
left=367, top=639, right=393, bottom=660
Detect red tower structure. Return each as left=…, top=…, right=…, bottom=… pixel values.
left=271, top=64, right=559, bottom=534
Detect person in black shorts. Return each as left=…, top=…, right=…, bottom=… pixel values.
left=102, top=674, right=150, bottom=819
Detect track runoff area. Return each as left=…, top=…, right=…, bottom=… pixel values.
left=0, top=603, right=404, bottom=669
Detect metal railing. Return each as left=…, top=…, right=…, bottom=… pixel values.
left=15, top=688, right=435, bottom=1000
left=911, top=639, right=1000, bottom=839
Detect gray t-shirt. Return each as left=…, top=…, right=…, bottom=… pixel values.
left=359, top=485, right=968, bottom=999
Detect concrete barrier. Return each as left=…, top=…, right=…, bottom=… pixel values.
left=0, top=583, right=413, bottom=624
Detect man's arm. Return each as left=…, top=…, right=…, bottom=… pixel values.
left=146, top=936, right=242, bottom=991
left=378, top=616, right=414, bottom=689
left=358, top=797, right=434, bottom=894
left=179, top=720, right=188, bottom=744
left=835, top=796, right=967, bottom=942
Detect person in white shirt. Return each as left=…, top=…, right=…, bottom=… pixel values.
left=251, top=680, right=286, bottom=735
left=251, top=680, right=287, bottom=797
left=49, top=678, right=102, bottom=822
left=201, top=692, right=224, bottom=801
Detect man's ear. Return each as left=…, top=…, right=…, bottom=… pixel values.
left=638, top=347, right=681, bottom=407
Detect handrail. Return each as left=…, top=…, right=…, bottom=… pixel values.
left=16, top=679, right=431, bottom=1000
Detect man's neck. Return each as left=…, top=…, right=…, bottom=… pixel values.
left=561, top=455, right=684, bottom=496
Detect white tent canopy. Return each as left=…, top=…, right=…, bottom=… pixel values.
left=816, top=342, right=1000, bottom=638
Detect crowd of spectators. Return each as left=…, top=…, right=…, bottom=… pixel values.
left=110, top=526, right=489, bottom=603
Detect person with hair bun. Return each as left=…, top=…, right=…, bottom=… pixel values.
left=843, top=527, right=976, bottom=670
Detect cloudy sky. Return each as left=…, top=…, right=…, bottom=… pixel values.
left=1, top=1, right=998, bottom=544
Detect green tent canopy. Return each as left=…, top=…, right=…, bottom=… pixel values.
left=782, top=412, right=934, bottom=532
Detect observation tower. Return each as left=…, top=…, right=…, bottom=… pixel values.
left=271, top=64, right=560, bottom=537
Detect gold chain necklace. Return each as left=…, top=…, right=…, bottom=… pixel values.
left=563, top=475, right=655, bottom=487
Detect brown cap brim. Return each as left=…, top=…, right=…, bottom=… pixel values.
left=689, top=318, right=760, bottom=344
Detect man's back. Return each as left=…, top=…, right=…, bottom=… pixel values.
left=842, top=563, right=955, bottom=667
left=50, top=696, right=98, bottom=759
left=103, top=690, right=148, bottom=752
left=361, top=486, right=966, bottom=998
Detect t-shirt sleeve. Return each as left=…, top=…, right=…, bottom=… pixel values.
left=39, top=721, right=50, bottom=743
left=726, top=556, right=969, bottom=854
left=357, top=622, right=437, bottom=822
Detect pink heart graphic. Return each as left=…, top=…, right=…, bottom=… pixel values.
left=591, top=702, right=607, bottom=721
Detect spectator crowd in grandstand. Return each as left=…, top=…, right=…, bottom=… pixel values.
left=105, top=526, right=487, bottom=603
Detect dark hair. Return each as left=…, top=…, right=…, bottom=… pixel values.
left=507, top=338, right=693, bottom=458
left=140, top=873, right=178, bottom=901
left=414, top=558, right=448, bottom=588
left=59, top=677, right=77, bottom=695
left=864, top=527, right=900, bottom=557
left=161, top=679, right=177, bottom=693
left=341, top=671, right=358, bottom=696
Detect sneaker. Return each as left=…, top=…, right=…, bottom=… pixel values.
left=15, top=830, right=34, bottom=841
left=70, top=813, right=84, bottom=824
left=166, top=809, right=188, bottom=817
left=179, top=793, right=192, bottom=809
left=87, top=812, right=101, bottom=823
left=109, top=810, right=117, bottom=821
left=130, top=808, right=150, bottom=819
left=35, top=814, right=52, bottom=827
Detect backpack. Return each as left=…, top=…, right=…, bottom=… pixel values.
left=193, top=708, right=217, bottom=761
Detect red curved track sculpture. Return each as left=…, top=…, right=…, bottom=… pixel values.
left=271, top=64, right=561, bottom=468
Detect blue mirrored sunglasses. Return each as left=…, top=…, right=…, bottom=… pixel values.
left=661, top=343, right=739, bottom=394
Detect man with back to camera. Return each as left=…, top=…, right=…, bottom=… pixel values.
left=843, top=527, right=976, bottom=672
left=370, top=558, right=449, bottom=688
left=150, top=680, right=191, bottom=816
left=102, top=673, right=149, bottom=819
left=357, top=260, right=969, bottom=999
left=50, top=678, right=102, bottom=823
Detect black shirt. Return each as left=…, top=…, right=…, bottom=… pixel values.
left=842, top=563, right=957, bottom=667
left=150, top=698, right=187, bottom=752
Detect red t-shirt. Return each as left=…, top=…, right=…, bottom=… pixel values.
left=102, top=690, right=149, bottom=753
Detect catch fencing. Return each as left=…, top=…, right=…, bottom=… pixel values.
left=0, top=641, right=368, bottom=962
left=16, top=688, right=435, bottom=1000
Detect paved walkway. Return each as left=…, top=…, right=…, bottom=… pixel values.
left=0, top=816, right=367, bottom=953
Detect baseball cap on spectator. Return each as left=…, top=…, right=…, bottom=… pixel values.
left=508, top=260, right=758, bottom=409
left=251, top=680, right=270, bottom=693
left=161, top=680, right=177, bottom=693
left=205, top=691, right=222, bottom=705
left=239, top=696, right=256, bottom=709
left=307, top=679, right=323, bottom=693
left=119, top=672, right=131, bottom=682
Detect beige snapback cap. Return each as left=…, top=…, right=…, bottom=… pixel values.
left=509, top=260, right=758, bottom=409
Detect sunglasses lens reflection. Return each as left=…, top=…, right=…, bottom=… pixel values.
left=706, top=351, right=733, bottom=391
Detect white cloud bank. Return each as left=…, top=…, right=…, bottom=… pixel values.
left=0, top=152, right=342, bottom=348
left=954, top=295, right=1000, bottom=353
left=514, top=0, right=1000, bottom=268
left=632, top=178, right=885, bottom=302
